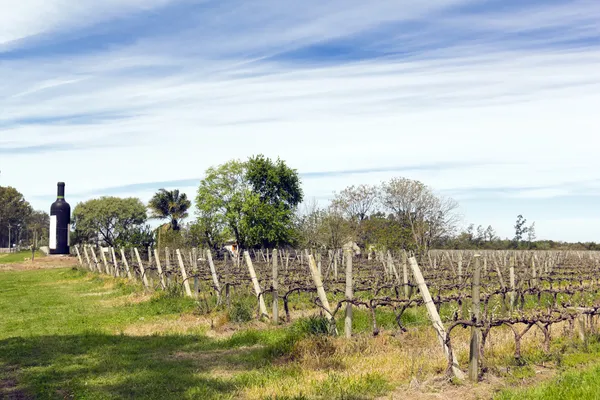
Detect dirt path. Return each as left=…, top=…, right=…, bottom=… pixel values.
left=0, top=256, right=78, bottom=272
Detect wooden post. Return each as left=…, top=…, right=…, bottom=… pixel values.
left=110, top=247, right=120, bottom=277
left=469, top=255, right=481, bottom=382
left=90, top=246, right=100, bottom=273
left=83, top=246, right=92, bottom=271
left=408, top=256, right=465, bottom=380
left=176, top=249, right=193, bottom=297
left=345, top=249, right=353, bottom=338
left=531, top=256, right=537, bottom=288
left=134, top=248, right=150, bottom=289
left=509, top=256, right=516, bottom=311
left=206, top=250, right=222, bottom=305
left=100, top=249, right=110, bottom=275
left=154, top=249, right=167, bottom=290
left=75, top=245, right=83, bottom=266
left=317, top=253, right=322, bottom=276
left=334, top=250, right=339, bottom=280
left=244, top=251, right=269, bottom=319
left=192, top=248, right=199, bottom=299
left=165, top=247, right=171, bottom=287
left=308, top=255, right=337, bottom=334
left=388, top=251, right=401, bottom=286
left=402, top=250, right=409, bottom=298
left=120, top=249, right=133, bottom=280
left=273, top=249, right=279, bottom=324
left=458, top=251, right=463, bottom=284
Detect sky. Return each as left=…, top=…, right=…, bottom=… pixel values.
left=1, top=0, right=600, bottom=242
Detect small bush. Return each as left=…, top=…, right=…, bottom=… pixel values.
left=292, top=315, right=331, bottom=336
left=229, top=298, right=255, bottom=323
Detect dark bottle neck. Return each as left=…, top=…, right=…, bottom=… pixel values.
left=57, top=183, right=65, bottom=199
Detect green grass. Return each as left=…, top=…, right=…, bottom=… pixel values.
left=0, top=267, right=393, bottom=400
left=0, top=250, right=46, bottom=263
left=496, top=363, right=600, bottom=400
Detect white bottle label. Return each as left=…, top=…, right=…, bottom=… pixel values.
left=49, top=215, right=57, bottom=250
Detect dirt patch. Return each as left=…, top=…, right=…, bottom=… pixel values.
left=0, top=256, right=79, bottom=272
left=0, top=365, right=32, bottom=400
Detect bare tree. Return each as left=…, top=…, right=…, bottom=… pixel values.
left=331, top=184, right=379, bottom=222
left=380, top=177, right=458, bottom=253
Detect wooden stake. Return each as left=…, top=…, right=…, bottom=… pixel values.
left=176, top=249, right=193, bottom=297
left=345, top=249, right=353, bottom=338
left=244, top=251, right=269, bottom=319
left=408, top=256, right=464, bottom=380
left=110, top=247, right=120, bottom=277
left=469, top=254, right=481, bottom=382
left=154, top=248, right=167, bottom=290
left=308, top=255, right=337, bottom=334
left=134, top=248, right=150, bottom=289
left=273, top=249, right=279, bottom=325
left=120, top=248, right=133, bottom=280
left=206, top=250, right=222, bottom=305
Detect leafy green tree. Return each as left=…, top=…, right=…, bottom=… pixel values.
left=244, top=155, right=303, bottom=248
left=72, top=197, right=148, bottom=247
left=196, top=159, right=249, bottom=247
left=0, top=186, right=33, bottom=248
left=196, top=155, right=303, bottom=249
left=148, top=189, right=191, bottom=231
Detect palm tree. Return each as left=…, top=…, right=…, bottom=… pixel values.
left=148, top=189, right=191, bottom=231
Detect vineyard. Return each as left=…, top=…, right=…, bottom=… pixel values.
left=73, top=245, right=600, bottom=383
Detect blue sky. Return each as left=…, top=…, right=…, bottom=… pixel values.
left=1, top=0, right=600, bottom=241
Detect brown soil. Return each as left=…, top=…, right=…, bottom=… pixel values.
left=0, top=256, right=79, bottom=272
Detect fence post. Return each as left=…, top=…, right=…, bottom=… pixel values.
left=206, top=250, right=222, bottom=305
left=90, top=246, right=100, bottom=273
left=192, top=248, right=199, bottom=299
left=74, top=245, right=83, bottom=266
left=509, top=256, right=516, bottom=311
left=100, top=249, right=110, bottom=275
left=273, top=249, right=279, bottom=325
left=402, top=250, right=409, bottom=298
left=345, top=249, right=353, bottom=338
left=176, top=249, right=193, bottom=297
left=308, top=255, right=338, bottom=335
left=469, top=254, right=481, bottom=382
left=244, top=251, right=269, bottom=319
left=134, top=248, right=150, bottom=289
left=120, top=248, right=133, bottom=280
left=110, top=247, right=120, bottom=277
left=154, top=248, right=167, bottom=290
left=408, top=256, right=465, bottom=380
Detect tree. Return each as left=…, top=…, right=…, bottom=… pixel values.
left=0, top=186, right=33, bottom=248
left=196, top=159, right=249, bottom=247
left=485, top=225, right=497, bottom=242
left=513, top=214, right=529, bottom=247
left=527, top=222, right=536, bottom=247
left=148, top=189, right=191, bottom=231
left=196, top=155, right=303, bottom=249
left=244, top=154, right=303, bottom=248
left=380, top=177, right=458, bottom=253
left=331, top=184, right=379, bottom=222
left=72, top=197, right=148, bottom=247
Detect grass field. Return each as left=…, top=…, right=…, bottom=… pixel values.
left=3, top=265, right=600, bottom=399
left=0, top=250, right=46, bottom=264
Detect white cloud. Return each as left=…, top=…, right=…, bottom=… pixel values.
left=0, top=0, right=177, bottom=49
left=1, top=0, right=600, bottom=241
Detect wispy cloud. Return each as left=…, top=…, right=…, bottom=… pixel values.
left=0, top=0, right=599, bottom=241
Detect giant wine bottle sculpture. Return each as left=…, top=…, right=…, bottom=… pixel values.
left=49, top=182, right=71, bottom=255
